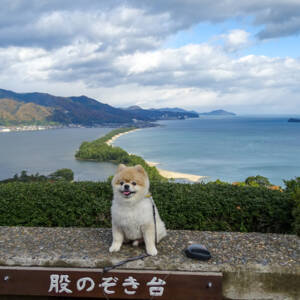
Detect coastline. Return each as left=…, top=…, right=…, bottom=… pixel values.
left=107, top=128, right=207, bottom=183
left=105, top=128, right=141, bottom=146
left=146, top=161, right=207, bottom=182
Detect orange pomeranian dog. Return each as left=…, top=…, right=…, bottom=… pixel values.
left=109, top=164, right=167, bottom=256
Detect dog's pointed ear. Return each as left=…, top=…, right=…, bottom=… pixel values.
left=135, top=164, right=146, bottom=174
left=117, top=164, right=126, bottom=172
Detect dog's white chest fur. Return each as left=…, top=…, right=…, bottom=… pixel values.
left=111, top=197, right=154, bottom=240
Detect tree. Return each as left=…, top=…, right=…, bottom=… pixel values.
left=48, top=168, right=74, bottom=182
left=245, top=175, right=271, bottom=187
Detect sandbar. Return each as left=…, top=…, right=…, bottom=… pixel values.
left=147, top=161, right=206, bottom=182
left=105, top=129, right=140, bottom=146
left=106, top=129, right=207, bottom=182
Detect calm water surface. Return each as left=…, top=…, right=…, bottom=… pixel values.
left=0, top=127, right=117, bottom=181
left=1, top=117, right=299, bottom=185
left=115, top=116, right=300, bottom=185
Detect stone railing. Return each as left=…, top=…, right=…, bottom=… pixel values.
left=0, top=227, right=299, bottom=299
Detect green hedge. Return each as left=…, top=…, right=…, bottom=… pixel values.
left=292, top=188, right=300, bottom=236
left=0, top=181, right=294, bottom=233
left=284, top=177, right=300, bottom=236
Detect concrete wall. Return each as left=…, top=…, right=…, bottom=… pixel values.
left=0, top=227, right=299, bottom=299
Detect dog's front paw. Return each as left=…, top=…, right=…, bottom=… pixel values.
left=109, top=243, right=121, bottom=253
left=132, top=240, right=139, bottom=247
left=146, top=247, right=158, bottom=256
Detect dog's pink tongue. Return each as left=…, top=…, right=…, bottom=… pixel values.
left=123, top=191, right=131, bottom=196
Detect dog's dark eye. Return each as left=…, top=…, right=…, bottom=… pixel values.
left=120, top=181, right=124, bottom=185
left=132, top=181, right=136, bottom=186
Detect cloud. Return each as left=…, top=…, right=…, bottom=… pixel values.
left=221, top=29, right=251, bottom=52
left=133, top=0, right=300, bottom=39
left=2, top=36, right=300, bottom=114
left=1, top=1, right=300, bottom=114
left=1, top=0, right=300, bottom=51
left=0, top=3, right=174, bottom=51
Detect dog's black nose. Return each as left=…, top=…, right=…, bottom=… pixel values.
left=124, top=184, right=130, bottom=190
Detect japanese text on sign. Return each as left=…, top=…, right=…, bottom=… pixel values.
left=48, top=274, right=166, bottom=296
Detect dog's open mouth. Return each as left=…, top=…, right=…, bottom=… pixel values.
left=121, top=190, right=136, bottom=197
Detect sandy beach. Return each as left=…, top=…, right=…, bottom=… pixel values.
left=105, top=129, right=140, bottom=146
left=106, top=129, right=207, bottom=182
left=146, top=161, right=207, bottom=182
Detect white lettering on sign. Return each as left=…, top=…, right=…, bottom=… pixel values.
left=48, top=273, right=168, bottom=296
left=76, top=277, right=95, bottom=292
left=122, top=276, right=140, bottom=295
left=48, top=274, right=72, bottom=294
left=147, top=277, right=166, bottom=297
left=99, top=276, right=119, bottom=294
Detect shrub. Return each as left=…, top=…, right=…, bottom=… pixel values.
left=284, top=177, right=300, bottom=194
left=0, top=169, right=74, bottom=183
left=292, top=188, right=300, bottom=236
left=284, top=177, right=300, bottom=236
left=49, top=168, right=74, bottom=182
left=0, top=181, right=294, bottom=234
left=245, top=175, right=271, bottom=187
left=0, top=170, right=48, bottom=183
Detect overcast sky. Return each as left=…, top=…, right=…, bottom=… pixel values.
left=1, top=0, right=300, bottom=114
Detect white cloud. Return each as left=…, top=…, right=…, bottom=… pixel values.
left=1, top=1, right=300, bottom=114
left=1, top=37, right=300, bottom=114
left=221, top=29, right=251, bottom=52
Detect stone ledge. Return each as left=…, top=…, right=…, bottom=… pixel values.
left=0, top=227, right=299, bottom=299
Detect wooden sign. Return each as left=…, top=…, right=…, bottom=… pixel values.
left=0, top=266, right=222, bottom=299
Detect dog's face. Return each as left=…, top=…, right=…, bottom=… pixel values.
left=112, top=164, right=149, bottom=201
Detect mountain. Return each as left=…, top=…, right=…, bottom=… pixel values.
left=0, top=89, right=138, bottom=126
left=0, top=88, right=199, bottom=126
left=127, top=105, right=143, bottom=110
left=154, top=107, right=199, bottom=115
left=198, top=109, right=236, bottom=116
left=0, top=98, right=53, bottom=125
left=123, top=106, right=199, bottom=120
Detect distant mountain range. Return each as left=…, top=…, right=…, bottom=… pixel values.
left=198, top=109, right=236, bottom=116
left=0, top=88, right=198, bottom=126
left=151, top=107, right=199, bottom=115
left=123, top=106, right=198, bottom=121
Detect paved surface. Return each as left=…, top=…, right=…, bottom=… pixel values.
left=0, top=227, right=299, bottom=274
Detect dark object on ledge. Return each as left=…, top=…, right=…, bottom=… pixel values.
left=288, top=118, right=300, bottom=123
left=184, top=244, right=212, bottom=261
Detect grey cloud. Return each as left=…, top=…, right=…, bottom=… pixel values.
left=0, top=1, right=172, bottom=50
left=257, top=17, right=300, bottom=39
left=2, top=0, right=300, bottom=51
left=132, top=0, right=300, bottom=39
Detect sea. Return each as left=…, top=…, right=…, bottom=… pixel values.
left=0, top=127, right=117, bottom=182
left=0, top=116, right=299, bottom=185
left=114, top=116, right=300, bottom=186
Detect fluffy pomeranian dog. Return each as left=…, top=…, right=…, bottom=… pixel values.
left=109, top=164, right=167, bottom=256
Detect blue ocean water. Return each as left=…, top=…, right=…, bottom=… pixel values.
left=114, top=116, right=300, bottom=185
left=0, top=127, right=117, bottom=181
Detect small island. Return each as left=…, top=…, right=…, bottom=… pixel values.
left=288, top=118, right=300, bottom=123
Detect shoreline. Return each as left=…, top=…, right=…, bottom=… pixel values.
left=146, top=161, right=208, bottom=183
left=107, top=128, right=207, bottom=183
left=105, top=128, right=141, bottom=146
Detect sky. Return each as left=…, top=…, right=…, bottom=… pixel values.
left=1, top=0, right=300, bottom=114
